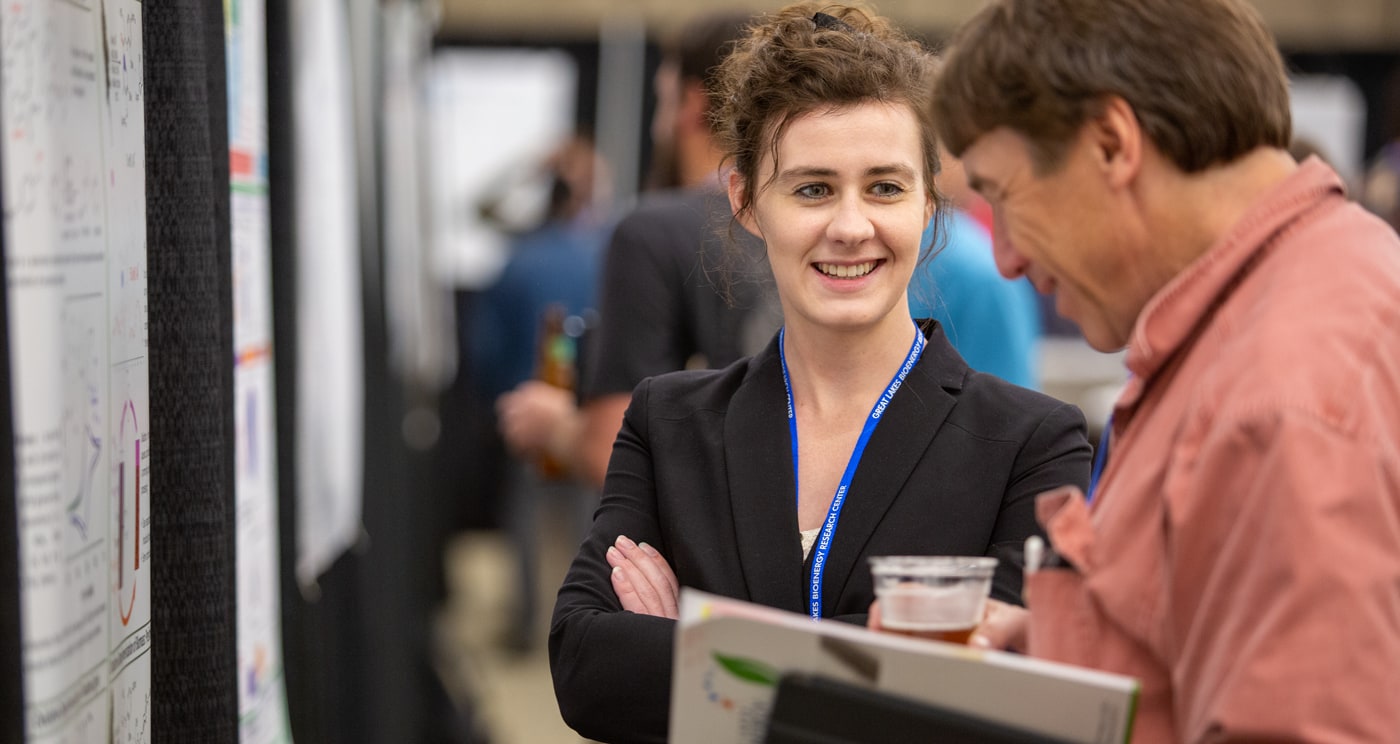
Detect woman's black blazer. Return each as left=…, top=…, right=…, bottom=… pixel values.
left=549, top=322, right=1091, bottom=743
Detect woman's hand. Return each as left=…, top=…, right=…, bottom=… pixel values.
left=607, top=535, right=680, bottom=619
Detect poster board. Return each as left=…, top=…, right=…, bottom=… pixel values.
left=2, top=0, right=152, bottom=740
left=224, top=0, right=294, bottom=740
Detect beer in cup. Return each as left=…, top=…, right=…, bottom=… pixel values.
left=869, top=555, right=996, bottom=644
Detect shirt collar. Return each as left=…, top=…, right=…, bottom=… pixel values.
left=1116, top=157, right=1346, bottom=412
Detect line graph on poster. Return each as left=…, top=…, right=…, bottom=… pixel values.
left=112, top=672, right=150, bottom=744
left=63, top=296, right=104, bottom=543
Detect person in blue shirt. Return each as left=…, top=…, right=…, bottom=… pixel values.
left=908, top=208, right=1042, bottom=388
left=470, top=134, right=610, bottom=401
left=908, top=146, right=1042, bottom=389
left=468, top=133, right=612, bottom=652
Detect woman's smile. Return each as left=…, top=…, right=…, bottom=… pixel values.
left=814, top=259, right=882, bottom=279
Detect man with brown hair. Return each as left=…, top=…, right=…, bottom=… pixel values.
left=924, top=0, right=1400, bottom=740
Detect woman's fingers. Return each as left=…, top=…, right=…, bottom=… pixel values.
left=627, top=539, right=679, bottom=618
left=608, top=558, right=650, bottom=615
left=607, top=546, right=661, bottom=616
left=606, top=535, right=679, bottom=619
left=606, top=546, right=651, bottom=614
left=607, top=538, right=668, bottom=617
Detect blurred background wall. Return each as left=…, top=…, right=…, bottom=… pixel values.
left=435, top=0, right=1400, bottom=47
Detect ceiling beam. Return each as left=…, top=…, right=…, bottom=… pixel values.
left=436, top=0, right=1400, bottom=50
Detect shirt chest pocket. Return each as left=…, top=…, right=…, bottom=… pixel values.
left=1027, top=491, right=1177, bottom=741
left=1026, top=569, right=1109, bottom=666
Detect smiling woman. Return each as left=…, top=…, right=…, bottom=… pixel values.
left=547, top=4, right=1093, bottom=743
left=734, top=101, right=930, bottom=339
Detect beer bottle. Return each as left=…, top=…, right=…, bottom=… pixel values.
left=534, top=303, right=576, bottom=479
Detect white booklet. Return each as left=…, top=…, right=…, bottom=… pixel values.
left=670, top=589, right=1138, bottom=744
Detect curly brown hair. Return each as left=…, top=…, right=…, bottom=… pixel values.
left=711, top=2, right=945, bottom=235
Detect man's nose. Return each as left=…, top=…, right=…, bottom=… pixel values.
left=991, top=227, right=1029, bottom=281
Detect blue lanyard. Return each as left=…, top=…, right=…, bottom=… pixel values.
left=779, top=323, right=926, bottom=619
left=1088, top=371, right=1131, bottom=505
left=1086, top=415, right=1111, bottom=504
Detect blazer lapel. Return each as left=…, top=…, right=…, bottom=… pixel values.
left=818, top=323, right=967, bottom=611
left=725, top=339, right=807, bottom=613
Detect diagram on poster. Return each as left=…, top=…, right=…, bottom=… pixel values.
left=3, top=0, right=151, bottom=740
left=111, top=649, right=151, bottom=744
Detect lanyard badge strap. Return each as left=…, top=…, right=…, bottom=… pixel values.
left=780, top=324, right=926, bottom=619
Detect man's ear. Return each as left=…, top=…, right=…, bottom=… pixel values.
left=1089, top=96, right=1142, bottom=189
left=677, top=80, right=711, bottom=136
left=728, top=169, right=761, bottom=238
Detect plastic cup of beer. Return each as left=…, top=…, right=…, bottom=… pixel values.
left=869, top=556, right=997, bottom=644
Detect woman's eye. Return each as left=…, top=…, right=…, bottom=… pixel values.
left=871, top=182, right=905, bottom=197
left=796, top=183, right=830, bottom=199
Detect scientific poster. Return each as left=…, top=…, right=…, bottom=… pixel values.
left=224, top=0, right=293, bottom=741
left=2, top=0, right=151, bottom=740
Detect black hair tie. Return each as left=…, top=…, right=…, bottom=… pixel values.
left=812, top=11, right=853, bottom=32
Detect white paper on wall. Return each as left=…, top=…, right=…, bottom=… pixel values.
left=3, top=0, right=152, bottom=740
left=291, top=0, right=365, bottom=587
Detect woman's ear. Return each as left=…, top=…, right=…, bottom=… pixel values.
left=728, top=169, right=762, bottom=237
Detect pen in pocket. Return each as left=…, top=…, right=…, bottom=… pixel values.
left=1023, top=536, right=1045, bottom=574
left=1022, top=535, right=1080, bottom=574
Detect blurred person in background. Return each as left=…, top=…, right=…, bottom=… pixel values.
left=473, top=133, right=611, bottom=403
left=496, top=10, right=783, bottom=489
left=471, top=131, right=613, bottom=651
left=550, top=4, right=1090, bottom=741
left=1362, top=67, right=1400, bottom=231
left=898, top=0, right=1400, bottom=740
left=908, top=145, right=1042, bottom=388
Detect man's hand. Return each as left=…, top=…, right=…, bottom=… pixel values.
left=606, top=534, right=680, bottom=619
left=496, top=381, right=581, bottom=462
left=867, top=597, right=1029, bottom=653
left=969, top=598, right=1029, bottom=652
